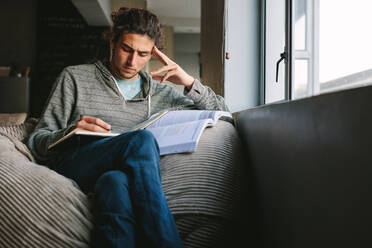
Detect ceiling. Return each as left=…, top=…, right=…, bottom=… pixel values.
left=147, top=0, right=200, bottom=19
left=147, top=0, right=201, bottom=33
left=72, top=0, right=201, bottom=33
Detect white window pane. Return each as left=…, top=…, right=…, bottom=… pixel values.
left=265, top=0, right=286, bottom=104
left=293, top=59, right=308, bottom=99
left=294, top=0, right=306, bottom=50
left=319, top=0, right=372, bottom=93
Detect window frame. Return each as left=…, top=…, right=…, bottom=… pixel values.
left=262, top=0, right=287, bottom=104
left=262, top=0, right=371, bottom=104
left=291, top=0, right=320, bottom=100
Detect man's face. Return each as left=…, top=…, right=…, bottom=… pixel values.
left=110, top=33, right=154, bottom=80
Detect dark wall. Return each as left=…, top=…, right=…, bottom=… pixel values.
left=0, top=0, right=110, bottom=117
left=32, top=0, right=109, bottom=117
left=0, top=0, right=37, bottom=70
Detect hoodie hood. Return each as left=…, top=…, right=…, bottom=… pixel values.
left=94, top=60, right=153, bottom=99
left=94, top=60, right=153, bottom=117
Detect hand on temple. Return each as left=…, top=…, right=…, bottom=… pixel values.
left=150, top=46, right=195, bottom=89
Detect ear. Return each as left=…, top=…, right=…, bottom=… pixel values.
left=110, top=38, right=115, bottom=50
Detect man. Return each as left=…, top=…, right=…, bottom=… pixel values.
left=27, top=7, right=229, bottom=248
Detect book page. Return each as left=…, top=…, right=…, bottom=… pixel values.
left=48, top=128, right=119, bottom=150
left=128, top=110, right=169, bottom=131
left=74, top=129, right=119, bottom=137
left=146, top=110, right=230, bottom=129
left=146, top=119, right=210, bottom=155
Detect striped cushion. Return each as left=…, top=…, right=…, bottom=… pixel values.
left=0, top=120, right=93, bottom=248
left=0, top=113, right=27, bottom=126
left=0, top=119, right=242, bottom=247
left=160, top=120, right=243, bottom=247
left=160, top=120, right=242, bottom=220
left=175, top=215, right=234, bottom=248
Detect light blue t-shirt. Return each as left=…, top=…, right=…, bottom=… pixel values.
left=115, top=76, right=142, bottom=100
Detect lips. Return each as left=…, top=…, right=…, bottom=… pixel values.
left=122, top=67, right=136, bottom=73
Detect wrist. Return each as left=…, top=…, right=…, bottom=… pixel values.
left=185, top=76, right=195, bottom=89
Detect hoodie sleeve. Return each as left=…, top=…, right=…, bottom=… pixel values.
left=27, top=68, right=78, bottom=163
left=170, top=79, right=229, bottom=112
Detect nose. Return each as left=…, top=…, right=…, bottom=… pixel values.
left=127, top=52, right=137, bottom=66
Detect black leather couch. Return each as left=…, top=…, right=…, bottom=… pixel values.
left=236, top=85, right=372, bottom=248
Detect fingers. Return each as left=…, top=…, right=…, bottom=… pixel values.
left=160, top=70, right=177, bottom=83
left=152, top=46, right=173, bottom=65
left=151, top=46, right=194, bottom=87
left=151, top=71, right=177, bottom=83
left=150, top=64, right=177, bottom=77
left=76, top=116, right=111, bottom=132
left=150, top=64, right=178, bottom=83
left=81, top=116, right=111, bottom=130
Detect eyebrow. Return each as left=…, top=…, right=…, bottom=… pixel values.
left=121, top=43, right=151, bottom=54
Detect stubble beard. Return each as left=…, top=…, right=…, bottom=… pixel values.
left=116, top=67, right=138, bottom=80
left=110, top=58, right=139, bottom=80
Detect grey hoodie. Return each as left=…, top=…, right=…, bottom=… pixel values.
left=27, top=61, right=229, bottom=163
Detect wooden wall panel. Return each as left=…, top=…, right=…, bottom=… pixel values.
left=201, top=0, right=225, bottom=96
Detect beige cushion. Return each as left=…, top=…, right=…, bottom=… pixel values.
left=0, top=113, right=27, bottom=126
left=0, top=119, right=93, bottom=248
left=160, top=120, right=243, bottom=246
left=160, top=120, right=242, bottom=219
left=0, top=119, right=242, bottom=247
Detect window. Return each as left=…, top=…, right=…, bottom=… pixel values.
left=292, top=0, right=316, bottom=99
left=263, top=0, right=286, bottom=104
left=264, top=0, right=372, bottom=103
left=293, top=0, right=372, bottom=99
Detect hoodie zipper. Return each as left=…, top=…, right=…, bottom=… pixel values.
left=111, top=76, right=126, bottom=101
left=111, top=75, right=151, bottom=117
left=96, top=62, right=152, bottom=115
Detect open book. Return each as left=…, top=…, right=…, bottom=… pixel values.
left=48, top=110, right=232, bottom=155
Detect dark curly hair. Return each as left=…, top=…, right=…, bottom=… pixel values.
left=105, top=7, right=162, bottom=46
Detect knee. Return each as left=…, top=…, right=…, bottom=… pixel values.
left=126, top=130, right=159, bottom=152
left=129, top=130, right=156, bottom=144
left=95, top=170, right=128, bottom=194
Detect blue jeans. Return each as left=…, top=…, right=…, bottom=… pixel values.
left=52, top=130, right=183, bottom=248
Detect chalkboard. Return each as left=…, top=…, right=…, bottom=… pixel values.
left=31, top=0, right=109, bottom=117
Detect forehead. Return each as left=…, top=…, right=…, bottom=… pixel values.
left=118, top=33, right=155, bottom=51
